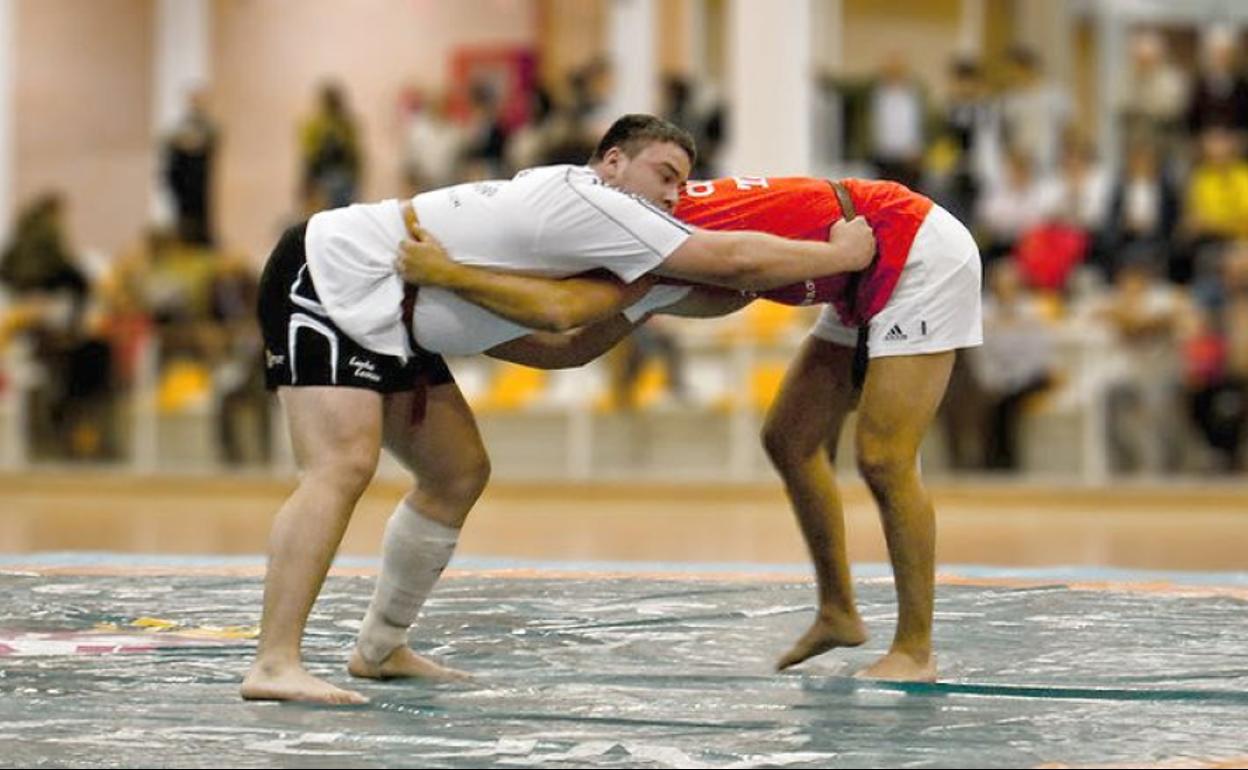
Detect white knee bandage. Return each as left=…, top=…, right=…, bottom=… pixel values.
left=356, top=501, right=460, bottom=663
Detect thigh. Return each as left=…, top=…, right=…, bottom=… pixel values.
left=856, top=351, right=955, bottom=456
left=765, top=335, right=859, bottom=460
left=382, top=381, right=487, bottom=478
left=279, top=386, right=383, bottom=472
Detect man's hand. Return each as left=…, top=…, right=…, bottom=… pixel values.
left=395, top=225, right=459, bottom=287
left=829, top=217, right=876, bottom=272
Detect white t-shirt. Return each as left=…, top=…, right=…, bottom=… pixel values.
left=304, top=164, right=693, bottom=359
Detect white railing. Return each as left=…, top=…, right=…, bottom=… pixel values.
left=0, top=320, right=1174, bottom=483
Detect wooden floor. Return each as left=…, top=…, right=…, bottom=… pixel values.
left=1, top=471, right=1246, bottom=572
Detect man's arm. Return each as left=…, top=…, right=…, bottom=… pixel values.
left=658, top=286, right=754, bottom=318
left=654, top=217, right=876, bottom=292
left=485, top=314, right=638, bottom=369
left=484, top=286, right=758, bottom=370
left=396, top=230, right=654, bottom=333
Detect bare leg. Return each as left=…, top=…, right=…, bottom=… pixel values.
left=762, top=337, right=867, bottom=671
left=348, top=382, right=490, bottom=681
left=241, top=386, right=382, bottom=704
left=854, top=351, right=954, bottom=682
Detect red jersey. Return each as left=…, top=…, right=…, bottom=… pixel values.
left=673, top=176, right=934, bottom=325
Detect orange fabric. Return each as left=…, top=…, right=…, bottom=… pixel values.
left=674, top=176, right=933, bottom=324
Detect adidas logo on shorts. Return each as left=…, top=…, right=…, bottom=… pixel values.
left=884, top=324, right=908, bottom=342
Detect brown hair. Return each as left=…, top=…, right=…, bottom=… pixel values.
left=590, top=113, right=696, bottom=167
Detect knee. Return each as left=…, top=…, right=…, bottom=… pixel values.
left=762, top=418, right=829, bottom=472
left=423, top=450, right=492, bottom=512
left=761, top=418, right=799, bottom=469
left=855, top=433, right=912, bottom=491
left=304, top=450, right=378, bottom=499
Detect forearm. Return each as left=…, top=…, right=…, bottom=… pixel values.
left=725, top=232, right=863, bottom=291
left=486, top=315, right=637, bottom=369
left=657, top=225, right=873, bottom=292
left=423, top=261, right=645, bottom=333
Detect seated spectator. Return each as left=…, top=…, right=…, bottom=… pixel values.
left=1103, top=139, right=1180, bottom=279
left=1179, top=127, right=1248, bottom=283
left=0, top=193, right=115, bottom=460
left=976, top=147, right=1061, bottom=263
left=969, top=261, right=1057, bottom=470
left=1091, top=255, right=1191, bottom=474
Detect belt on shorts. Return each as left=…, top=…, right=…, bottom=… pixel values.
left=398, top=200, right=421, bottom=338
left=828, top=180, right=872, bottom=391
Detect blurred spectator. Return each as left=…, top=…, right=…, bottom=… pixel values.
left=0, top=193, right=88, bottom=305
left=969, top=261, right=1057, bottom=470
left=1103, top=139, right=1180, bottom=279
left=400, top=89, right=462, bottom=194
left=0, top=193, right=115, bottom=460
left=976, top=147, right=1059, bottom=263
left=660, top=75, right=721, bottom=178
left=209, top=253, right=270, bottom=466
left=932, top=57, right=1001, bottom=224
left=504, top=85, right=557, bottom=172
left=1186, top=27, right=1248, bottom=137
left=299, top=82, right=364, bottom=209
left=1005, top=138, right=1108, bottom=294
left=1120, top=30, right=1189, bottom=151
left=1182, top=244, right=1248, bottom=471
left=162, top=87, right=218, bottom=246
left=1093, top=256, right=1189, bottom=474
left=536, top=109, right=598, bottom=167
left=1046, top=139, right=1110, bottom=233
left=568, top=57, right=614, bottom=132
left=459, top=79, right=508, bottom=181
left=867, top=52, right=926, bottom=190
left=1182, top=303, right=1244, bottom=473
left=1180, top=126, right=1248, bottom=283
left=1000, top=47, right=1072, bottom=174
left=607, top=320, right=688, bottom=411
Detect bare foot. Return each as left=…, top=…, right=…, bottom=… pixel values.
left=854, top=650, right=937, bottom=682
left=347, top=645, right=472, bottom=682
left=240, top=662, right=369, bottom=704
left=775, top=610, right=868, bottom=671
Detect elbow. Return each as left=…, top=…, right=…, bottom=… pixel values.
left=529, top=303, right=579, bottom=333
left=546, top=307, right=582, bottom=334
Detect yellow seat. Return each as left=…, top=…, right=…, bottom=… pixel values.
left=744, top=301, right=800, bottom=344
left=157, top=360, right=212, bottom=414
left=750, top=362, right=788, bottom=411
left=474, top=363, right=548, bottom=412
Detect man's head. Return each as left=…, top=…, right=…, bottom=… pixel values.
left=589, top=114, right=696, bottom=213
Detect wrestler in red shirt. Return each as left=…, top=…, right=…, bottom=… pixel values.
left=396, top=173, right=982, bottom=683
left=675, top=175, right=933, bottom=326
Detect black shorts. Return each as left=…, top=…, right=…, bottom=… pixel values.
left=257, top=222, right=453, bottom=393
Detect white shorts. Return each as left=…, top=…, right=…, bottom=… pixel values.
left=811, top=204, right=983, bottom=357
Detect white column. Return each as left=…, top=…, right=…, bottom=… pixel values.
left=0, top=0, right=15, bottom=243
left=1096, top=5, right=1126, bottom=183
left=689, top=0, right=708, bottom=81
left=607, top=0, right=656, bottom=116
left=726, top=0, right=813, bottom=175
left=151, top=0, right=211, bottom=222
left=811, top=0, right=842, bottom=73
left=959, top=0, right=984, bottom=57
left=1015, top=0, right=1073, bottom=85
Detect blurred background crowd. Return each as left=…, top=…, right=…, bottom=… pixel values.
left=1, top=0, right=1246, bottom=481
